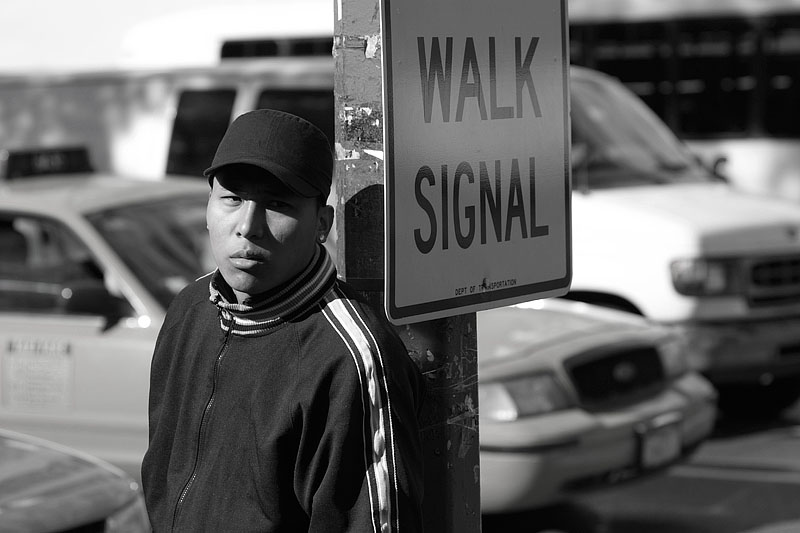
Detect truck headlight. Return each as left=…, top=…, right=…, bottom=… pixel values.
left=670, top=258, right=741, bottom=296
left=479, top=372, right=572, bottom=421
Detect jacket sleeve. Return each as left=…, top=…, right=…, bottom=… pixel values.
left=294, top=330, right=425, bottom=532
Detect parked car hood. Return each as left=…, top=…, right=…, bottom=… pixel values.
left=0, top=429, right=140, bottom=532
left=477, top=299, right=663, bottom=375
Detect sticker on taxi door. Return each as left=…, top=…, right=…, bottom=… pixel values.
left=2, top=339, right=73, bottom=410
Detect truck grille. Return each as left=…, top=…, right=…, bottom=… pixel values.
left=566, top=346, right=665, bottom=409
left=747, top=255, right=800, bottom=307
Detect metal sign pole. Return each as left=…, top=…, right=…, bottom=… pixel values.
left=332, top=0, right=482, bottom=530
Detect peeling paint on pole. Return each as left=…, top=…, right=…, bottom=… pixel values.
left=333, top=0, right=481, bottom=530
left=343, top=105, right=382, bottom=145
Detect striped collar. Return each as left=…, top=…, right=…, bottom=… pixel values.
left=208, top=244, right=337, bottom=336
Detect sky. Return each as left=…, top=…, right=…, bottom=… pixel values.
left=9, top=0, right=800, bottom=74
left=0, top=0, right=332, bottom=73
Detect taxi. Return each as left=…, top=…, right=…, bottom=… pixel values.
left=0, top=158, right=211, bottom=479
left=478, top=298, right=717, bottom=513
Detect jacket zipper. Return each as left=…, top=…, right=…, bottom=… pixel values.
left=171, top=318, right=233, bottom=531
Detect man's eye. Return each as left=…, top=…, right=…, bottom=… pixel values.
left=267, top=200, right=291, bottom=209
left=222, top=196, right=242, bottom=204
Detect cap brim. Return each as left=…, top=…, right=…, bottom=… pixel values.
left=204, top=158, right=321, bottom=198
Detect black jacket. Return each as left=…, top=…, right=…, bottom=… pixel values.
left=142, top=248, right=426, bottom=532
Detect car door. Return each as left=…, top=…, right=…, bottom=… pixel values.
left=0, top=212, right=157, bottom=480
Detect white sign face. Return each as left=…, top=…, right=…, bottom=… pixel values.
left=381, top=0, right=572, bottom=324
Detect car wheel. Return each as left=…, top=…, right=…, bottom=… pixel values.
left=482, top=502, right=601, bottom=533
left=716, top=378, right=800, bottom=419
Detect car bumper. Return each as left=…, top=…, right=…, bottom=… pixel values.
left=680, top=316, right=800, bottom=384
left=479, top=373, right=717, bottom=514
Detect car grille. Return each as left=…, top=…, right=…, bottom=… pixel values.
left=747, top=255, right=800, bottom=307
left=567, top=346, right=665, bottom=409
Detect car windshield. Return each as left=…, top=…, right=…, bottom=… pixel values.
left=86, top=195, right=213, bottom=310
left=570, top=73, right=714, bottom=190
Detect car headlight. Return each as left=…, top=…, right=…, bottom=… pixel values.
left=670, top=258, right=741, bottom=296
left=105, top=488, right=150, bottom=533
left=479, top=372, right=572, bottom=421
left=658, top=332, right=690, bottom=378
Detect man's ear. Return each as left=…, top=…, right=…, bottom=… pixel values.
left=317, top=204, right=335, bottom=241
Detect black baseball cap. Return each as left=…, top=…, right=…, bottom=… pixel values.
left=203, top=109, right=333, bottom=198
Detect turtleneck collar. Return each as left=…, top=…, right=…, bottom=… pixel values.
left=208, top=244, right=337, bottom=336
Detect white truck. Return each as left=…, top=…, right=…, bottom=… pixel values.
left=567, top=67, right=800, bottom=417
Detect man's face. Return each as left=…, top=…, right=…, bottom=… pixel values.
left=207, top=164, right=332, bottom=304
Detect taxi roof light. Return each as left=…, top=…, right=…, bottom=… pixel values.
left=1, top=146, right=93, bottom=180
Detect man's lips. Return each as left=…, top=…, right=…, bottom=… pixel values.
left=229, top=250, right=267, bottom=268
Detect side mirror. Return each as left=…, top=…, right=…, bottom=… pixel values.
left=694, top=153, right=729, bottom=183
left=710, top=156, right=729, bottom=183
left=62, top=279, right=134, bottom=328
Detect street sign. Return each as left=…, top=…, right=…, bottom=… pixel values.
left=381, top=0, right=572, bottom=324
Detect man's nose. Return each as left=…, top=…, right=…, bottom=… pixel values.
left=235, top=200, right=266, bottom=239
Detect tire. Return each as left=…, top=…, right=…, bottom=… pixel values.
left=716, top=378, right=800, bottom=419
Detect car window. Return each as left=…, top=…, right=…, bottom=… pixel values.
left=764, top=14, right=800, bottom=136
left=0, top=214, right=114, bottom=315
left=256, top=89, right=335, bottom=146
left=167, top=89, right=237, bottom=177
left=570, top=73, right=713, bottom=190
left=86, top=194, right=213, bottom=310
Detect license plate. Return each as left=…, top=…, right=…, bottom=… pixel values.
left=640, top=423, right=681, bottom=470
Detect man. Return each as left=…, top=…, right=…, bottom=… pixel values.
left=142, top=109, right=426, bottom=532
